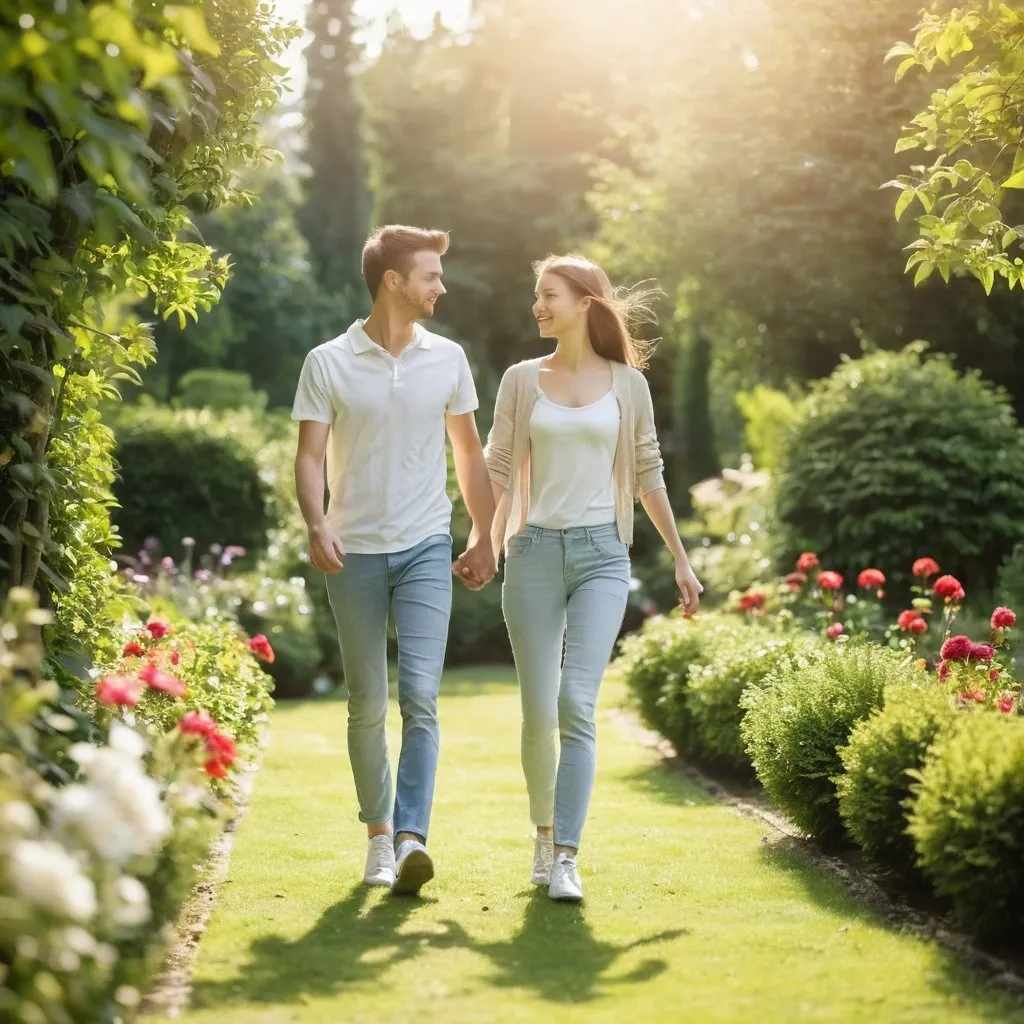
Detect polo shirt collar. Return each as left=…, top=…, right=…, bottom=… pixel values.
left=348, top=319, right=432, bottom=355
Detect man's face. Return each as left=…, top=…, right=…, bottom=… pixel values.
left=395, top=250, right=446, bottom=319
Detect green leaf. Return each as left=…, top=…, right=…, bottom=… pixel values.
left=914, top=261, right=935, bottom=286
left=895, top=189, right=916, bottom=221
left=1002, top=170, right=1024, bottom=189
left=895, top=136, right=920, bottom=154
left=164, top=6, right=221, bottom=56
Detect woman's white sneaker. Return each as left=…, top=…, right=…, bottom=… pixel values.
left=391, top=839, right=434, bottom=896
left=548, top=852, right=583, bottom=902
left=531, top=836, right=554, bottom=885
left=364, top=834, right=396, bottom=887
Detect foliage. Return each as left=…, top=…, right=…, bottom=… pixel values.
left=773, top=344, right=1024, bottom=596
left=740, top=642, right=922, bottom=845
left=888, top=1, right=1024, bottom=293
left=735, top=385, right=799, bottom=472
left=909, top=712, right=1024, bottom=940
left=177, top=369, right=267, bottom=413
left=836, top=681, right=958, bottom=872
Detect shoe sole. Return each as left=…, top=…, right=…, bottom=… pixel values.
left=548, top=889, right=583, bottom=902
left=391, top=849, right=434, bottom=896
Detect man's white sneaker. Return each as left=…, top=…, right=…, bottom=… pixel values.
left=364, top=834, right=396, bottom=887
left=548, top=852, right=583, bottom=902
left=531, top=836, right=554, bottom=886
left=391, top=839, right=434, bottom=896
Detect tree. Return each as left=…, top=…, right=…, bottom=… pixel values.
left=299, top=0, right=368, bottom=298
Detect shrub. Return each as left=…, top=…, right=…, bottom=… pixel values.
left=740, top=642, right=923, bottom=844
left=735, top=383, right=799, bottom=472
left=176, top=368, right=268, bottom=413
left=686, top=631, right=818, bottom=770
left=836, top=681, right=957, bottom=872
left=111, top=408, right=278, bottom=558
left=908, top=712, right=1024, bottom=940
left=774, top=344, right=1024, bottom=596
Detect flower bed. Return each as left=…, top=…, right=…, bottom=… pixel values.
left=0, top=588, right=274, bottom=1022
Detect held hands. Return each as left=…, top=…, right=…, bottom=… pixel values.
left=676, top=560, right=703, bottom=617
left=308, top=523, right=345, bottom=573
left=452, top=535, right=496, bottom=591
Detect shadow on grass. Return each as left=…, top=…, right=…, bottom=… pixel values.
left=189, top=885, right=685, bottom=1011
left=618, top=763, right=719, bottom=808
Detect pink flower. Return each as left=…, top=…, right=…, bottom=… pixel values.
left=990, top=669, right=1002, bottom=683
left=912, top=557, right=940, bottom=579
left=248, top=634, right=275, bottom=664
left=95, top=674, right=141, bottom=707
left=969, top=643, right=995, bottom=662
left=170, top=650, right=181, bottom=666
left=784, top=571, right=806, bottom=592
left=796, top=552, right=819, bottom=573
left=146, top=619, right=172, bottom=639
left=938, top=661, right=950, bottom=682
left=122, top=640, right=145, bottom=658
left=179, top=710, right=217, bottom=736
left=996, top=694, right=1017, bottom=714
left=857, top=568, right=886, bottom=589
left=826, top=622, right=845, bottom=639
left=897, top=610, right=926, bottom=633
left=138, top=662, right=187, bottom=699
left=908, top=617, right=927, bottom=635
left=817, top=571, right=843, bottom=592
left=991, top=607, right=1016, bottom=630
left=940, top=635, right=973, bottom=662
left=958, top=687, right=987, bottom=705
left=933, top=575, right=965, bottom=602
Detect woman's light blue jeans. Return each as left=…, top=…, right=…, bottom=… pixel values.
left=324, top=533, right=452, bottom=842
left=502, top=523, right=631, bottom=851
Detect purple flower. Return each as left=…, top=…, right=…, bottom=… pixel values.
left=160, top=556, right=175, bottom=571
left=144, top=536, right=160, bottom=550
left=195, top=569, right=212, bottom=582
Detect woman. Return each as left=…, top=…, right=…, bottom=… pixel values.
left=482, top=254, right=703, bottom=902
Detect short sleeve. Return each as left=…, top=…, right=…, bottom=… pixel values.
left=447, top=346, right=479, bottom=415
left=291, top=351, right=335, bottom=423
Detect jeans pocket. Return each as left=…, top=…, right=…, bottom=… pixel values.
left=587, top=532, right=628, bottom=560
left=506, top=533, right=534, bottom=557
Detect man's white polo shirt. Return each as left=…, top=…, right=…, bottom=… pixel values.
left=291, top=319, right=479, bottom=554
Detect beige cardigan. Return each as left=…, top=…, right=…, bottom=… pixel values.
left=483, top=357, right=667, bottom=554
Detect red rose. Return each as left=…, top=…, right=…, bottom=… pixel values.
left=897, top=610, right=926, bottom=632
left=908, top=617, right=927, bottom=635
left=997, top=694, right=1016, bottom=714
left=969, top=643, right=995, bottom=662
left=146, top=619, right=172, bottom=639
left=796, top=552, right=820, bottom=573
left=206, top=730, right=237, bottom=764
left=248, top=633, right=275, bottom=664
left=826, top=622, right=845, bottom=639
left=940, top=635, right=972, bottom=661
left=912, top=558, right=940, bottom=578
left=933, top=575, right=965, bottom=602
left=95, top=674, right=141, bottom=707
left=738, top=592, right=766, bottom=611
left=784, top=572, right=806, bottom=592
left=179, top=709, right=217, bottom=736
left=122, top=640, right=145, bottom=658
left=204, top=758, right=229, bottom=780
left=991, top=607, right=1016, bottom=630
left=938, top=661, right=950, bottom=682
left=138, top=662, right=187, bottom=699
left=958, top=687, right=987, bottom=705
left=857, top=568, right=885, bottom=589
left=817, top=570, right=843, bottom=592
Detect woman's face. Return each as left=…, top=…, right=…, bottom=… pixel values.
left=533, top=271, right=589, bottom=339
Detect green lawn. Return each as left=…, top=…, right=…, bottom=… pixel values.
left=148, top=667, right=1024, bottom=1024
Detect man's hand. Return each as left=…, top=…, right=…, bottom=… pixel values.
left=452, top=538, right=496, bottom=591
left=308, top=523, right=345, bottom=573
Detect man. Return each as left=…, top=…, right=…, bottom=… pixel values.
left=292, top=225, right=496, bottom=895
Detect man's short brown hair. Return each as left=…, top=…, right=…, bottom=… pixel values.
left=361, top=225, right=450, bottom=300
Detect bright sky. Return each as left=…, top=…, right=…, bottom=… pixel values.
left=274, top=0, right=472, bottom=98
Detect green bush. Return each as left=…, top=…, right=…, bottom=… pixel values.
left=836, top=681, right=957, bottom=872
left=112, top=408, right=278, bottom=558
left=908, top=712, right=1024, bottom=940
left=774, top=344, right=1024, bottom=596
left=686, top=630, right=817, bottom=771
left=740, top=642, right=922, bottom=845
left=735, top=384, right=799, bottom=472
left=176, top=368, right=268, bottom=413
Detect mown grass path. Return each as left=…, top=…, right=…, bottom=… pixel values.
left=147, top=668, right=1023, bottom=1024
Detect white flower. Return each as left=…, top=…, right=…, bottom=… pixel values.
left=0, top=800, right=39, bottom=836
left=109, top=875, right=151, bottom=928
left=107, top=720, right=147, bottom=759
left=8, top=840, right=96, bottom=922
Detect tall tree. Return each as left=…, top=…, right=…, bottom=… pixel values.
left=300, top=0, right=368, bottom=299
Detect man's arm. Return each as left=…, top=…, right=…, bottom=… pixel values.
left=294, top=420, right=345, bottom=573
left=446, top=411, right=497, bottom=589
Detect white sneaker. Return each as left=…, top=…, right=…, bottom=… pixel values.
left=531, top=836, right=554, bottom=885
left=548, top=852, right=583, bottom=902
left=364, top=834, right=396, bottom=887
left=392, top=839, right=434, bottom=896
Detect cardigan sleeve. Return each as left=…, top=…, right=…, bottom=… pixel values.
left=634, top=372, right=666, bottom=496
left=483, top=364, right=518, bottom=489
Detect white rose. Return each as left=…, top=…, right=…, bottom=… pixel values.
left=8, top=840, right=96, bottom=922
left=109, top=875, right=151, bottom=928
left=0, top=800, right=39, bottom=836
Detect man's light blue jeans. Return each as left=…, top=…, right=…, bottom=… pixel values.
left=324, top=533, right=452, bottom=842
left=501, top=523, right=631, bottom=851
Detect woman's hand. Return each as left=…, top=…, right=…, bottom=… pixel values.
left=675, top=561, right=703, bottom=617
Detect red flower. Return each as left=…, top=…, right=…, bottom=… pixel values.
left=179, top=710, right=217, bottom=736
left=990, top=669, right=1002, bottom=683
left=991, top=607, right=1016, bottom=630
left=959, top=687, right=987, bottom=705
left=938, top=661, right=950, bottom=682
left=796, top=552, right=820, bottom=573
left=969, top=643, right=995, bottom=662
left=122, top=640, right=145, bottom=658
left=95, top=674, right=141, bottom=707
left=912, top=558, right=940, bottom=579
left=138, top=662, right=187, bottom=699
left=997, top=694, right=1017, bottom=714
left=248, top=633, right=275, bottom=664
left=908, top=617, right=927, bottom=635
left=206, top=730, right=237, bottom=763
left=204, top=758, right=229, bottom=780
left=933, top=575, right=965, bottom=602
left=857, top=568, right=886, bottom=589
left=897, top=610, right=927, bottom=632
left=170, top=650, right=181, bottom=666
left=940, top=635, right=972, bottom=662
left=817, top=571, right=843, bottom=592
left=146, top=619, right=172, bottom=639
left=826, top=622, right=845, bottom=639
left=738, top=592, right=766, bottom=611
left=784, top=572, right=806, bottom=592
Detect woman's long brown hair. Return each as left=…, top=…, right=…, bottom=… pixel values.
left=533, top=254, right=658, bottom=370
